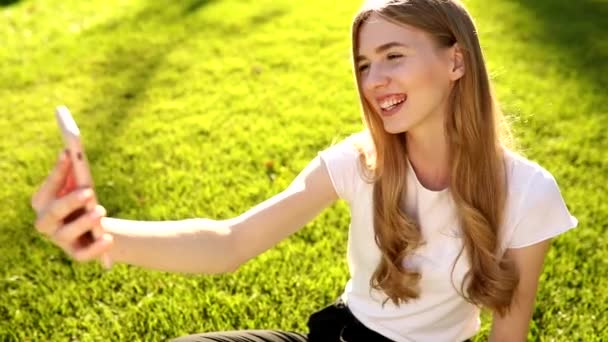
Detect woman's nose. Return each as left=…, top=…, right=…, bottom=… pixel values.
left=364, top=64, right=390, bottom=91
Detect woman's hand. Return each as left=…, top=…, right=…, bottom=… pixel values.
left=31, top=150, right=113, bottom=262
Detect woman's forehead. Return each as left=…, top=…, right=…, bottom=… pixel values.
left=357, top=13, right=427, bottom=54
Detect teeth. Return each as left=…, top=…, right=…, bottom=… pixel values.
left=379, top=95, right=406, bottom=110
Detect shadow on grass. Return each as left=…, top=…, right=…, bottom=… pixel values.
left=0, top=0, right=21, bottom=7
left=70, top=0, right=287, bottom=213
left=183, top=0, right=217, bottom=15
left=511, top=0, right=608, bottom=109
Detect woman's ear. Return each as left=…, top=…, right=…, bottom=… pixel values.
left=448, top=42, right=465, bottom=81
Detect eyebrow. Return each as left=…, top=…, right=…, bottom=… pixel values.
left=356, top=42, right=410, bottom=62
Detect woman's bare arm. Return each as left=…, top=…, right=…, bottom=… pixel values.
left=228, top=156, right=339, bottom=268
left=102, top=217, right=236, bottom=274
left=102, top=156, right=339, bottom=274
left=489, top=239, right=553, bottom=341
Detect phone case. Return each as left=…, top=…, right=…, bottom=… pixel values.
left=55, top=106, right=111, bottom=267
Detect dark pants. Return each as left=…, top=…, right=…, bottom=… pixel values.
left=172, top=298, right=473, bottom=342
left=172, top=330, right=307, bottom=342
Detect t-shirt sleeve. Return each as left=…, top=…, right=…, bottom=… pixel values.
left=317, top=136, right=362, bottom=203
left=508, top=169, right=578, bottom=249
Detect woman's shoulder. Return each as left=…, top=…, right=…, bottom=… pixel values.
left=503, top=148, right=560, bottom=194
left=502, top=148, right=572, bottom=227
left=320, top=130, right=375, bottom=163
left=345, top=129, right=374, bottom=149
left=317, top=130, right=375, bottom=202
left=500, top=149, right=578, bottom=250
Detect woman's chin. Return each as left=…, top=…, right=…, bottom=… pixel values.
left=383, top=122, right=409, bottom=135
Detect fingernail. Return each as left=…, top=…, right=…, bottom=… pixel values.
left=80, top=189, right=93, bottom=200
left=90, top=206, right=104, bottom=218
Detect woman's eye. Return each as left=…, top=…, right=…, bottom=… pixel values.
left=358, top=64, right=369, bottom=72
left=387, top=53, right=404, bottom=60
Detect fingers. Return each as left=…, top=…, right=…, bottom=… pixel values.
left=31, top=150, right=71, bottom=213
left=72, top=233, right=114, bottom=262
left=34, top=188, right=94, bottom=235
left=31, top=150, right=112, bottom=266
left=53, top=205, right=106, bottom=249
left=39, top=200, right=111, bottom=264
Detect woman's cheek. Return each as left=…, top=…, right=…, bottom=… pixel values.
left=397, top=60, right=429, bottom=89
left=413, top=61, right=436, bottom=86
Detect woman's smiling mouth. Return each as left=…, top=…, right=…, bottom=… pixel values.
left=376, top=93, right=407, bottom=116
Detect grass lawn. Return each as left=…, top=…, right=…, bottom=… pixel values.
left=1, top=0, right=606, bottom=340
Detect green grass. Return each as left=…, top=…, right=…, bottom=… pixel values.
left=1, top=0, right=606, bottom=340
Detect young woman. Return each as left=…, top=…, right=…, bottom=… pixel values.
left=31, top=0, right=578, bottom=341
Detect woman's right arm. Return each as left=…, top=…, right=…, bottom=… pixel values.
left=105, top=155, right=339, bottom=274
left=32, top=152, right=339, bottom=274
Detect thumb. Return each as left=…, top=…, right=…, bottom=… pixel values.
left=31, top=149, right=72, bottom=212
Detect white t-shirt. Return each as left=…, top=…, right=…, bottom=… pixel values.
left=317, top=131, right=578, bottom=342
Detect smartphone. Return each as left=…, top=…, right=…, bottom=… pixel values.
left=55, top=105, right=98, bottom=229
left=55, top=106, right=110, bottom=267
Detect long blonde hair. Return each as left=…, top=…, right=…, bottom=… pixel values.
left=351, top=0, right=518, bottom=316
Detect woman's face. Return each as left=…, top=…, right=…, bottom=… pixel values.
left=356, top=13, right=462, bottom=135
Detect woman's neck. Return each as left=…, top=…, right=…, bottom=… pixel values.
left=405, top=124, right=450, bottom=191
